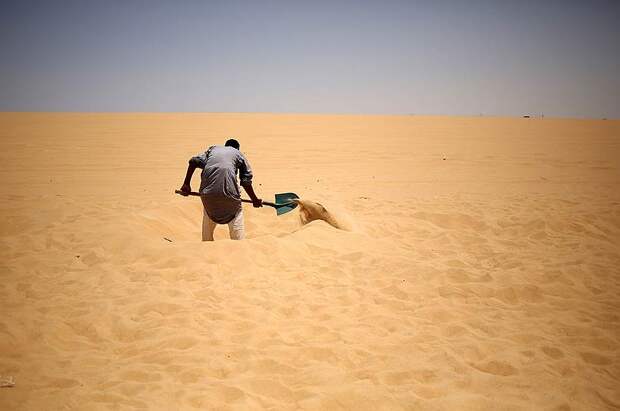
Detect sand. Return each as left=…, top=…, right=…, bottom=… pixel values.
left=0, top=113, right=619, bottom=410
left=297, top=200, right=350, bottom=231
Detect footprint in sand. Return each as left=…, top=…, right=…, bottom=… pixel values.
left=541, top=346, right=564, bottom=359
left=579, top=351, right=612, bottom=365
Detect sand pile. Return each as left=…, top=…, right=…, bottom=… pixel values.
left=1, top=113, right=619, bottom=410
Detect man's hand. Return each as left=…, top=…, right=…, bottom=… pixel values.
left=180, top=183, right=191, bottom=196
left=241, top=181, right=262, bottom=208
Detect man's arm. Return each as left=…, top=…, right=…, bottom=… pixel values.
left=179, top=158, right=202, bottom=195
left=237, top=152, right=262, bottom=207
left=241, top=181, right=262, bottom=207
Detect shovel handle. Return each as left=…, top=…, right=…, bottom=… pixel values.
left=175, top=190, right=277, bottom=207
left=241, top=199, right=277, bottom=207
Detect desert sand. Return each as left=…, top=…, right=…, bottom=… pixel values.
left=0, top=113, right=618, bottom=410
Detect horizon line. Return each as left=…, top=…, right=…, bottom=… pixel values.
left=0, top=111, right=616, bottom=121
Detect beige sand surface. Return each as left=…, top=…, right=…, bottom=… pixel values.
left=0, top=113, right=619, bottom=410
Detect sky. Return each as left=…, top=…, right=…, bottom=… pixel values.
left=0, top=0, right=618, bottom=118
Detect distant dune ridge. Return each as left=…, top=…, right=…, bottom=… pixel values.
left=0, top=113, right=618, bottom=410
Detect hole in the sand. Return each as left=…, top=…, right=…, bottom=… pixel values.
left=135, top=198, right=351, bottom=242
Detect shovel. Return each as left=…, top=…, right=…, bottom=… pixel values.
left=175, top=190, right=299, bottom=216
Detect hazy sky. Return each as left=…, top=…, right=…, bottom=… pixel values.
left=1, top=0, right=618, bottom=117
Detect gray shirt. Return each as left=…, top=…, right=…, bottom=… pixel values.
left=191, top=145, right=253, bottom=224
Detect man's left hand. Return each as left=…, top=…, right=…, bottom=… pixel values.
left=252, top=198, right=263, bottom=208
left=180, top=183, right=191, bottom=195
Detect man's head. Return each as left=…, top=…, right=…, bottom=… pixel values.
left=225, top=139, right=240, bottom=150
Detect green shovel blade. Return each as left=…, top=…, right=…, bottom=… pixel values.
left=274, top=192, right=299, bottom=216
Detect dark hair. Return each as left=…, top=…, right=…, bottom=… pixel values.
left=225, top=139, right=240, bottom=150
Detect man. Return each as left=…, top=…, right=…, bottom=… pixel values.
left=179, top=139, right=262, bottom=241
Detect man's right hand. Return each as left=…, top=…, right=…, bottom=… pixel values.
left=180, top=183, right=191, bottom=196
left=252, top=198, right=263, bottom=208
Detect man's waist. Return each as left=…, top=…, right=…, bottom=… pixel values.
left=199, top=191, right=241, bottom=201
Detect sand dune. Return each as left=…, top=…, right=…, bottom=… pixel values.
left=0, top=113, right=619, bottom=410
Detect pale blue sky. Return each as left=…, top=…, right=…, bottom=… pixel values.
left=1, top=0, right=618, bottom=117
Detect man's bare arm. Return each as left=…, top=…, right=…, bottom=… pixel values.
left=180, top=158, right=200, bottom=194
left=241, top=181, right=262, bottom=207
